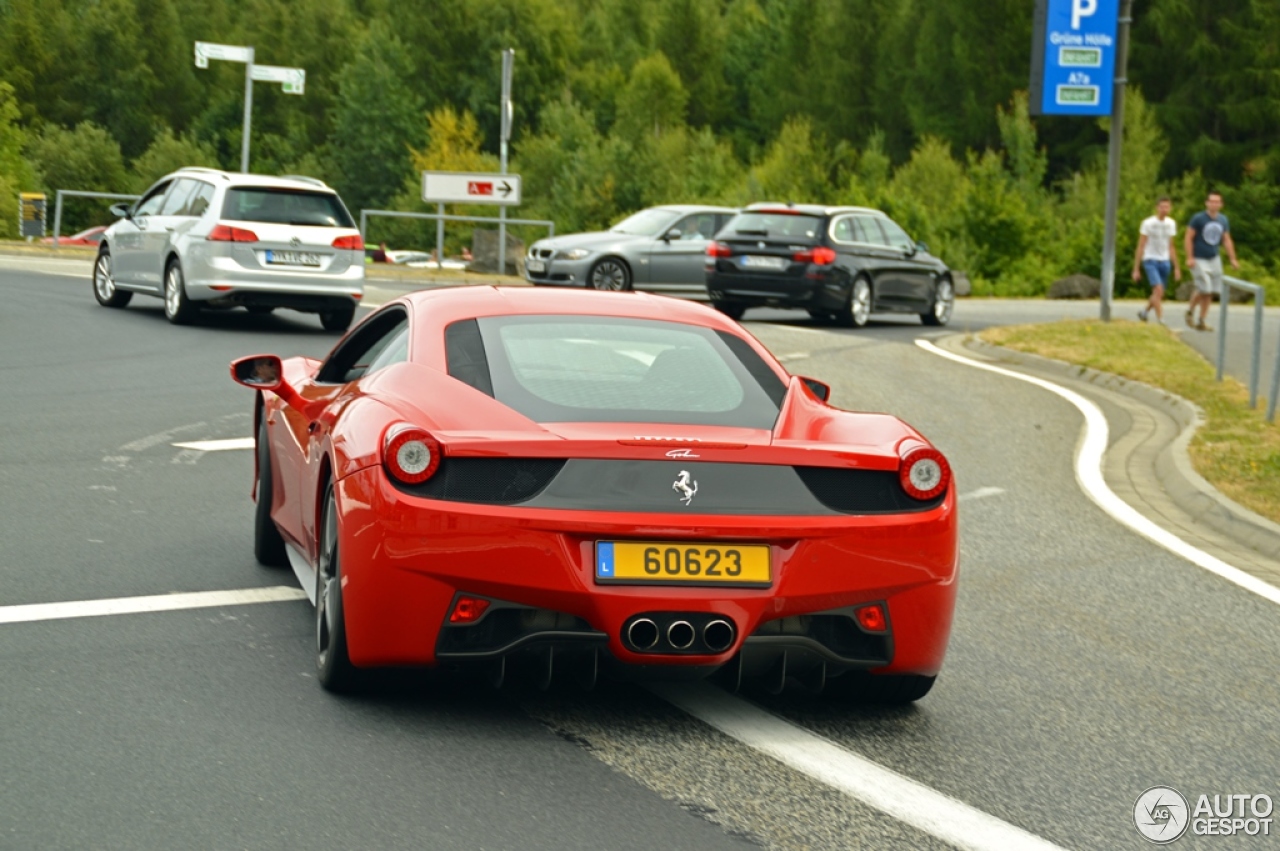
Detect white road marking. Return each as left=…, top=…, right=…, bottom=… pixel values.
left=776, top=351, right=811, bottom=363
left=0, top=586, right=307, bottom=625
left=651, top=682, right=1068, bottom=851
left=917, top=339, right=1280, bottom=607
left=958, top=486, right=1005, bottom=502
left=120, top=422, right=209, bottom=452
left=172, top=437, right=255, bottom=452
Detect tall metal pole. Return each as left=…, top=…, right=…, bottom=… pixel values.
left=241, top=47, right=256, bottom=173
left=498, top=49, right=514, bottom=278
left=1099, top=0, right=1132, bottom=322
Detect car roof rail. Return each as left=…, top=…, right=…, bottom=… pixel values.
left=175, top=166, right=230, bottom=180
left=277, top=174, right=330, bottom=188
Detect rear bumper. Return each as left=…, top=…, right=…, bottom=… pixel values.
left=183, top=246, right=365, bottom=307
left=333, top=466, right=958, bottom=678
left=707, top=269, right=848, bottom=310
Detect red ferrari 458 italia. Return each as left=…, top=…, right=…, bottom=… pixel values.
left=231, top=287, right=957, bottom=701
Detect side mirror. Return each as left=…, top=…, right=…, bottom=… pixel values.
left=915, top=241, right=929, bottom=255
left=663, top=228, right=682, bottom=242
left=109, top=202, right=132, bottom=219
left=799, top=376, right=831, bottom=402
left=231, top=354, right=284, bottom=391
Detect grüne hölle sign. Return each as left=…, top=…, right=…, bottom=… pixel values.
left=1029, top=0, right=1119, bottom=116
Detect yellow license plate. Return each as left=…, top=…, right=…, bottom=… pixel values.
left=595, top=542, right=771, bottom=586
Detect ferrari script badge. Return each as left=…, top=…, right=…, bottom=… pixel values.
left=673, top=470, right=698, bottom=506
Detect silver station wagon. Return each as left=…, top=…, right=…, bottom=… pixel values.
left=93, top=168, right=365, bottom=331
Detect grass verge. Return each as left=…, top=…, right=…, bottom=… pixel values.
left=979, top=319, right=1280, bottom=524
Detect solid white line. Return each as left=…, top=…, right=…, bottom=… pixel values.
left=0, top=587, right=308, bottom=625
left=172, top=437, right=255, bottom=451
left=651, top=683, right=1068, bottom=851
left=959, top=486, right=1005, bottom=502
left=916, top=339, right=1280, bottom=607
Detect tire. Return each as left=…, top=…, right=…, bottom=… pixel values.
left=712, top=301, right=746, bottom=321
left=92, top=247, right=132, bottom=308
left=828, top=671, right=936, bottom=704
left=253, top=416, right=288, bottom=568
left=316, top=483, right=361, bottom=692
left=587, top=257, right=631, bottom=291
left=320, top=305, right=355, bottom=332
left=836, top=277, right=872, bottom=328
left=163, top=259, right=198, bottom=325
left=921, top=277, right=954, bottom=326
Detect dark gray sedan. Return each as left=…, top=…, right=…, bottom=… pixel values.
left=524, top=205, right=737, bottom=293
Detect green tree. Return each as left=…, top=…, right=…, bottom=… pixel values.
left=328, top=21, right=426, bottom=213
left=27, top=122, right=129, bottom=232
left=129, top=129, right=220, bottom=192
left=614, top=53, right=689, bottom=141
left=654, top=0, right=728, bottom=128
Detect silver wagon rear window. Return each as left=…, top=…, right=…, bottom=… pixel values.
left=221, top=188, right=355, bottom=228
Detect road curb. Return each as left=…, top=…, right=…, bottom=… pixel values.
left=956, top=335, right=1280, bottom=563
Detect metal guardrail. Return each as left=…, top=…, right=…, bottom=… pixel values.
left=1215, top=276, right=1278, bottom=421
left=51, top=190, right=140, bottom=247
left=359, top=209, right=554, bottom=272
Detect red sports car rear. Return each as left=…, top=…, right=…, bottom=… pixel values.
left=232, top=287, right=957, bottom=702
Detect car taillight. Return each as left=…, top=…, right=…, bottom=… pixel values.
left=706, top=241, right=733, bottom=258
left=449, top=596, right=491, bottom=624
left=898, top=446, right=950, bottom=501
left=207, top=224, right=259, bottom=243
left=793, top=246, right=837, bottom=265
left=383, top=425, right=441, bottom=484
left=332, top=234, right=364, bottom=250
left=855, top=603, right=888, bottom=633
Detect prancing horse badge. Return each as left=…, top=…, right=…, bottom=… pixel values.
left=672, top=470, right=698, bottom=506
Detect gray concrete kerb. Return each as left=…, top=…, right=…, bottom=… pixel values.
left=946, top=333, right=1280, bottom=563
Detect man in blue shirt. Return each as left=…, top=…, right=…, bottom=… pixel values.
left=1183, top=190, right=1239, bottom=331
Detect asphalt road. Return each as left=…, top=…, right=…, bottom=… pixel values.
left=3, top=260, right=1279, bottom=850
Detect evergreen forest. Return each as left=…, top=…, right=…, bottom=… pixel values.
left=2, top=0, right=1279, bottom=297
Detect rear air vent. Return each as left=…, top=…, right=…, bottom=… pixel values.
left=391, top=457, right=566, bottom=504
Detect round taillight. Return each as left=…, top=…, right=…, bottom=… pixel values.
left=899, top=447, right=950, bottom=501
left=383, top=426, right=441, bottom=484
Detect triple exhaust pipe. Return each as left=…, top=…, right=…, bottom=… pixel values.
left=625, top=614, right=736, bottom=654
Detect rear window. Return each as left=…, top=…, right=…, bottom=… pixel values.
left=221, top=187, right=355, bottom=228
left=455, top=316, right=786, bottom=428
left=726, top=211, right=824, bottom=242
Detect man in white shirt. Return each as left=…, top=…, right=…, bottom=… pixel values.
left=1131, top=196, right=1181, bottom=324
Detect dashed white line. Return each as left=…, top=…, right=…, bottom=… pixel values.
left=959, top=486, right=1005, bottom=502
left=651, top=682, right=1069, bottom=851
left=0, top=587, right=307, bottom=625
left=916, top=338, right=1280, bottom=607
left=172, top=437, right=255, bottom=452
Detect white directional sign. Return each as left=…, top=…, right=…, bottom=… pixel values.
left=251, top=64, right=306, bottom=95
left=194, top=41, right=254, bottom=68
left=422, top=171, right=522, bottom=206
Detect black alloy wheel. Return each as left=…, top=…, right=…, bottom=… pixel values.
left=588, top=257, right=631, bottom=291
left=316, top=483, right=360, bottom=692
left=320, top=305, right=355, bottom=332
left=253, top=416, right=288, bottom=567
left=920, top=277, right=954, bottom=326
left=92, top=247, right=132, bottom=308
left=163, top=259, right=199, bottom=325
left=836, top=277, right=872, bottom=328
left=712, top=300, right=746, bottom=321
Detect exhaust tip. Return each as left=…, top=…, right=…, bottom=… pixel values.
left=667, top=620, right=695, bottom=650
left=703, top=619, right=735, bottom=653
left=627, top=618, right=659, bottom=650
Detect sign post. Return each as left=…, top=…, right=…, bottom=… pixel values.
left=195, top=42, right=306, bottom=173
left=19, top=192, right=46, bottom=240
left=1030, top=0, right=1127, bottom=321
left=422, top=171, right=523, bottom=272
left=498, top=49, right=515, bottom=277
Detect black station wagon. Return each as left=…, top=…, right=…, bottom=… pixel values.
left=704, top=203, right=955, bottom=327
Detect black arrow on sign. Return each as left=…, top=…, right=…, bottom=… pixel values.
left=498, top=181, right=513, bottom=197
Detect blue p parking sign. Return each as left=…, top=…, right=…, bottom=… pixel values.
left=1030, top=0, right=1119, bottom=116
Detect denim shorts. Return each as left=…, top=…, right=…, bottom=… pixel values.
left=1142, top=260, right=1172, bottom=287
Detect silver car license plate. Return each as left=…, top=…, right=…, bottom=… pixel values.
left=740, top=255, right=787, bottom=270
left=526, top=258, right=547, bottom=273
left=265, top=250, right=321, bottom=267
